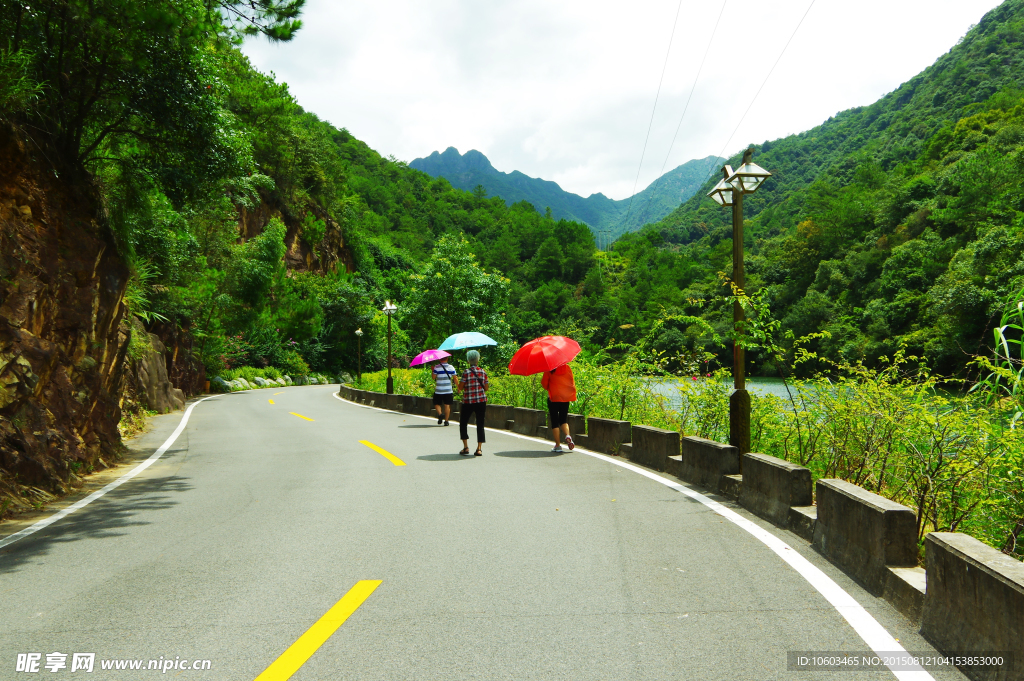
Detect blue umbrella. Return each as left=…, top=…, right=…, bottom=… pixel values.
left=438, top=332, right=498, bottom=351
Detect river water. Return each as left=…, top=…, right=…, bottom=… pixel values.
left=650, top=377, right=797, bottom=409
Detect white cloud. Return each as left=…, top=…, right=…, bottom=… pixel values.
left=242, top=0, right=1002, bottom=200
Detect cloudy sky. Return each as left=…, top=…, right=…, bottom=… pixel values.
left=242, top=0, right=1002, bottom=200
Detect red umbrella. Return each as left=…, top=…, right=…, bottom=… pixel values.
left=508, top=336, right=581, bottom=375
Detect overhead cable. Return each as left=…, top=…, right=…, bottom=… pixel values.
left=636, top=0, right=729, bottom=226
left=618, top=0, right=686, bottom=239
left=696, top=0, right=818, bottom=196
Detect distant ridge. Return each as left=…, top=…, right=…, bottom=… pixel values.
left=410, top=148, right=721, bottom=239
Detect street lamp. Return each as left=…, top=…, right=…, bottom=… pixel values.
left=354, top=328, right=363, bottom=385
left=707, top=146, right=771, bottom=462
left=382, top=300, right=398, bottom=394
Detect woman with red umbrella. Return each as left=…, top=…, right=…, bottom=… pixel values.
left=542, top=364, right=576, bottom=452
left=508, top=336, right=581, bottom=453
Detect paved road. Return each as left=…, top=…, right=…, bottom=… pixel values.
left=0, top=386, right=965, bottom=680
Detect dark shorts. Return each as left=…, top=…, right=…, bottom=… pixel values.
left=433, top=392, right=453, bottom=406
left=548, top=400, right=570, bottom=427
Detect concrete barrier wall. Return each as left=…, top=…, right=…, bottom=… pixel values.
left=813, top=478, right=918, bottom=594
left=921, top=532, right=1024, bottom=681
left=738, top=453, right=812, bottom=527
left=587, top=417, right=631, bottom=455
left=486, top=404, right=514, bottom=429
left=414, top=396, right=433, bottom=417
left=679, top=436, right=739, bottom=492
left=543, top=411, right=585, bottom=433
left=401, top=395, right=424, bottom=415
left=511, top=407, right=545, bottom=435
left=629, top=424, right=678, bottom=472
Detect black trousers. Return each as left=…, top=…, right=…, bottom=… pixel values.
left=459, top=402, right=487, bottom=443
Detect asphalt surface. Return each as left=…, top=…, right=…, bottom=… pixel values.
left=0, top=385, right=967, bottom=680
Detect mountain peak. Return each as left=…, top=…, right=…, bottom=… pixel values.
left=410, top=149, right=722, bottom=236
left=414, top=147, right=496, bottom=176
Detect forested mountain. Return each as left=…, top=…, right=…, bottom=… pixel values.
left=631, top=0, right=1024, bottom=376
left=410, top=147, right=721, bottom=239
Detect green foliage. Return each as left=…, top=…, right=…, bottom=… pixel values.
left=403, top=234, right=512, bottom=353
left=123, top=260, right=169, bottom=324
left=972, top=285, right=1024, bottom=426
left=0, top=48, right=41, bottom=118
left=301, top=213, right=326, bottom=252
left=126, top=318, right=155, bottom=362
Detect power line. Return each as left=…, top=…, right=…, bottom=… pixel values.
left=695, top=0, right=818, bottom=196
left=619, top=0, right=686, bottom=232
left=715, top=0, right=816, bottom=163
left=635, top=0, right=729, bottom=227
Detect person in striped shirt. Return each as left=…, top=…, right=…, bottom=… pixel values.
left=432, top=359, right=456, bottom=425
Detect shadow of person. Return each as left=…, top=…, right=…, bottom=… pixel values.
left=416, top=453, right=475, bottom=461
left=398, top=424, right=442, bottom=429
left=492, top=450, right=564, bottom=458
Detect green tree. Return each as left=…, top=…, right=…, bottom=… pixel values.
left=404, top=234, right=511, bottom=349
left=531, top=237, right=563, bottom=282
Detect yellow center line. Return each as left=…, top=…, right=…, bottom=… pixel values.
left=359, top=440, right=406, bottom=466
left=273, top=391, right=283, bottom=395
left=269, top=399, right=275, bottom=405
left=254, top=580, right=382, bottom=681
left=289, top=412, right=314, bottom=421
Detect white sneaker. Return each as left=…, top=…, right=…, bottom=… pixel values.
left=551, top=445, right=563, bottom=452
left=564, top=435, right=575, bottom=451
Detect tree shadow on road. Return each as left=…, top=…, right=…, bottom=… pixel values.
left=0, top=475, right=193, bottom=575
left=493, top=450, right=564, bottom=458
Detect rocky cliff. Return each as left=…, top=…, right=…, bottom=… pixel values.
left=0, top=125, right=130, bottom=516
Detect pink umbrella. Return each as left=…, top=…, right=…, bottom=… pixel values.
left=410, top=349, right=451, bottom=367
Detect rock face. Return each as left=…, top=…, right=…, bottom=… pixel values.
left=134, top=334, right=185, bottom=414
left=0, top=125, right=130, bottom=502
left=151, top=321, right=205, bottom=397
left=238, top=200, right=355, bottom=275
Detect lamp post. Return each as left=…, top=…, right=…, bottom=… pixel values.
left=708, top=147, right=771, bottom=463
left=382, top=300, right=398, bottom=394
left=354, top=328, right=363, bottom=385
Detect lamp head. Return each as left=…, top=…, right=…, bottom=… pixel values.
left=355, top=328, right=363, bottom=337
left=726, top=147, right=771, bottom=194
left=708, top=165, right=735, bottom=206
left=382, top=300, right=398, bottom=315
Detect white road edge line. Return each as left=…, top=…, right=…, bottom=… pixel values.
left=332, top=390, right=933, bottom=681
left=0, top=396, right=216, bottom=551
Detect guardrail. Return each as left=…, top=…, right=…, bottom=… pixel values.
left=337, top=384, right=1022, bottom=680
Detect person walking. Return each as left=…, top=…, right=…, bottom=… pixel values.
left=541, top=362, right=576, bottom=452
left=431, top=358, right=456, bottom=425
left=456, top=350, right=489, bottom=456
